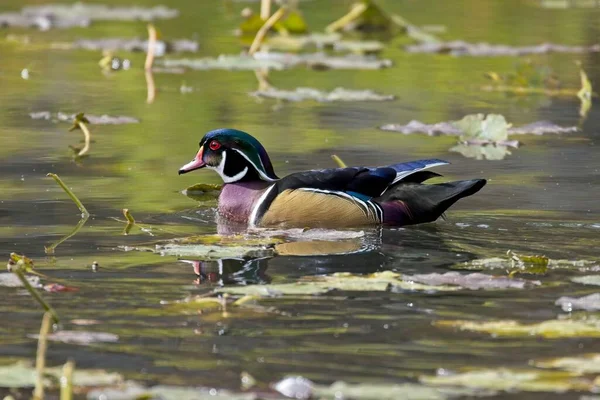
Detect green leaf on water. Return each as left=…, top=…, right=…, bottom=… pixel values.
left=454, top=113, right=511, bottom=143
left=240, top=9, right=307, bottom=37
left=435, top=316, right=600, bottom=338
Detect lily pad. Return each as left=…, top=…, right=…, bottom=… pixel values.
left=380, top=119, right=576, bottom=136
left=405, top=272, right=540, bottom=290
left=534, top=353, right=600, bottom=374
left=0, top=272, right=41, bottom=288
left=572, top=275, right=600, bottom=286
left=456, top=255, right=597, bottom=273
left=454, top=114, right=511, bottom=143
left=556, top=293, right=600, bottom=312
left=263, top=33, right=384, bottom=54
left=273, top=376, right=483, bottom=400
left=51, top=38, right=199, bottom=55
left=30, top=112, right=139, bottom=125
left=88, top=382, right=264, bottom=400
left=435, top=317, right=600, bottom=338
left=160, top=52, right=392, bottom=71
left=0, top=3, right=178, bottom=30
left=0, top=362, right=122, bottom=389
left=405, top=40, right=600, bottom=56
left=420, top=368, right=588, bottom=393
left=250, top=87, right=394, bottom=102
left=155, top=243, right=275, bottom=259
left=29, top=330, right=119, bottom=345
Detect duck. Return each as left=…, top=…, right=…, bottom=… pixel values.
left=178, top=128, right=486, bottom=228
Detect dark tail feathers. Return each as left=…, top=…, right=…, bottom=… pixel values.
left=379, top=179, right=486, bottom=225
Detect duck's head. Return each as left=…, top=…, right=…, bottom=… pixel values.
left=178, top=128, right=278, bottom=183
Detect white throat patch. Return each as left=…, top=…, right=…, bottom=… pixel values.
left=208, top=150, right=248, bottom=183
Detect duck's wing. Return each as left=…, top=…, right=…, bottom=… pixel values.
left=388, top=159, right=449, bottom=184
left=250, top=161, right=448, bottom=227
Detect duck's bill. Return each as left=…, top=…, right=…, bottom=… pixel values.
left=178, top=147, right=206, bottom=175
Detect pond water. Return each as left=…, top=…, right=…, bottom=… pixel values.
left=1, top=0, right=600, bottom=398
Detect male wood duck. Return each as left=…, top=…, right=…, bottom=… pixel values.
left=179, top=128, right=486, bottom=228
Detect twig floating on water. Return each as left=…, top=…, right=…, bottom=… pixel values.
left=46, top=173, right=89, bottom=217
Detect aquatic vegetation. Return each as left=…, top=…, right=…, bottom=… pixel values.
left=0, top=3, right=178, bottom=30
left=274, top=376, right=482, bottom=399
left=263, top=33, right=384, bottom=53
left=380, top=118, right=577, bottom=136
left=405, top=271, right=540, bottom=290
left=555, top=293, right=600, bottom=311
left=534, top=353, right=600, bottom=374
left=67, top=112, right=91, bottom=157
left=435, top=316, right=600, bottom=338
left=380, top=114, right=578, bottom=160
left=405, top=40, right=600, bottom=56
left=29, top=111, right=139, bottom=125
left=325, top=0, right=440, bottom=44
left=420, top=367, right=591, bottom=393
left=454, top=251, right=597, bottom=274
left=572, top=275, right=600, bottom=286
left=250, top=87, right=395, bottom=102
left=51, top=37, right=198, bottom=54
left=29, top=330, right=119, bottom=345
left=158, top=52, right=392, bottom=71
left=9, top=253, right=59, bottom=323
left=0, top=362, right=122, bottom=389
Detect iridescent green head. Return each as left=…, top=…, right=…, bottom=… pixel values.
left=178, top=128, right=278, bottom=183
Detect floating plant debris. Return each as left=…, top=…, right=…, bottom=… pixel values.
left=454, top=252, right=597, bottom=273
left=435, top=316, right=600, bottom=338
left=159, top=52, right=392, bottom=71
left=405, top=41, right=600, bottom=56
left=29, top=330, right=119, bottom=345
left=0, top=3, right=179, bottom=30
left=30, top=111, right=139, bottom=124
left=534, top=354, right=600, bottom=374
left=555, top=293, right=600, bottom=312
left=214, top=270, right=538, bottom=297
left=381, top=114, right=577, bottom=160
left=274, top=376, right=480, bottom=400
left=420, top=367, right=590, bottom=393
left=0, top=362, right=122, bottom=389
left=263, top=33, right=384, bottom=53
left=572, top=275, right=600, bottom=286
left=51, top=38, right=199, bottom=55
left=405, top=272, right=541, bottom=290
left=380, top=118, right=577, bottom=137
left=250, top=87, right=395, bottom=102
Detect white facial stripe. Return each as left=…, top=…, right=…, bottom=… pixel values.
left=231, top=148, right=276, bottom=182
left=207, top=150, right=248, bottom=183
left=249, top=184, right=276, bottom=227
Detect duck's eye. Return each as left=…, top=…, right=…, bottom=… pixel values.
left=209, top=140, right=221, bottom=151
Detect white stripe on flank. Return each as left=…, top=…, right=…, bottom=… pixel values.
left=232, top=148, right=277, bottom=182
left=249, top=184, right=276, bottom=227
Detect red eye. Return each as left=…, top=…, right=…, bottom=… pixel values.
left=209, top=140, right=221, bottom=151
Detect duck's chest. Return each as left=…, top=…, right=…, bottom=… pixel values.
left=218, top=182, right=270, bottom=223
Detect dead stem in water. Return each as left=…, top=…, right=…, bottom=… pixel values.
left=33, top=312, right=52, bottom=400
left=249, top=7, right=288, bottom=55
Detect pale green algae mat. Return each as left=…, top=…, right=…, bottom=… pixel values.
left=1, top=0, right=600, bottom=399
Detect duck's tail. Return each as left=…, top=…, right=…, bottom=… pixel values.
left=377, top=179, right=486, bottom=226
